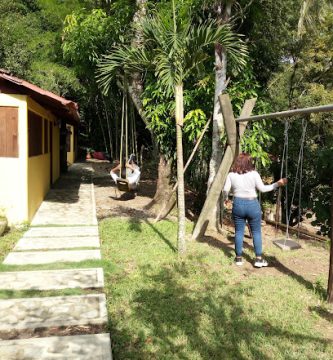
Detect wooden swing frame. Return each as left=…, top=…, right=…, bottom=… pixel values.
left=191, top=94, right=333, bottom=302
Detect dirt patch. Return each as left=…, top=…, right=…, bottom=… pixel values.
left=92, top=161, right=157, bottom=221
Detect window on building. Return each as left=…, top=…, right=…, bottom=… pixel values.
left=0, top=106, right=19, bottom=158
left=44, top=119, right=49, bottom=154
left=66, top=126, right=72, bottom=152
left=28, top=111, right=43, bottom=157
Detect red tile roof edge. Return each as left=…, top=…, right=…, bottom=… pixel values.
left=0, top=70, right=80, bottom=122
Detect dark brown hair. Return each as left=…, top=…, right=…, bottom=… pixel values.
left=231, top=153, right=255, bottom=174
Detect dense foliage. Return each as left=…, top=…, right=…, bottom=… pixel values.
left=1, top=0, right=332, bottom=235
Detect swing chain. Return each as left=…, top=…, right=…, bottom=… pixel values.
left=283, top=117, right=307, bottom=244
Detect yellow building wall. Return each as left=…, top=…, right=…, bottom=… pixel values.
left=27, top=154, right=50, bottom=220
left=26, top=98, right=55, bottom=221
left=0, top=94, right=69, bottom=223
left=0, top=94, right=28, bottom=224
left=67, top=125, right=75, bottom=165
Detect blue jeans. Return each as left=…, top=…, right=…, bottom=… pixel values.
left=232, top=197, right=262, bottom=257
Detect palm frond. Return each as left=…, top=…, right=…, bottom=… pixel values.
left=185, top=21, right=248, bottom=71
left=96, top=46, right=151, bottom=94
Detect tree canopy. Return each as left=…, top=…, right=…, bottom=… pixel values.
left=1, top=0, right=332, bottom=237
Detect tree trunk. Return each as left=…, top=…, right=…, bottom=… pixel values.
left=207, top=1, right=233, bottom=232
left=145, top=154, right=174, bottom=211
left=129, top=0, right=148, bottom=129
left=297, top=0, right=311, bottom=38
left=193, top=96, right=256, bottom=240
left=154, top=117, right=212, bottom=222
left=129, top=0, right=159, bottom=159
left=175, top=84, right=186, bottom=255
left=327, top=177, right=333, bottom=303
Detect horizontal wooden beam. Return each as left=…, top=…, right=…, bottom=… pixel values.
left=236, top=104, right=333, bottom=123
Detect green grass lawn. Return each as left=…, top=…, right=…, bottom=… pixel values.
left=0, top=219, right=331, bottom=359
left=99, top=218, right=333, bottom=360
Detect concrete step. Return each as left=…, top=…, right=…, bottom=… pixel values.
left=3, top=250, right=101, bottom=265
left=0, top=268, right=104, bottom=290
left=0, top=333, right=112, bottom=359
left=24, top=226, right=99, bottom=238
left=0, top=294, right=107, bottom=331
left=14, top=236, right=100, bottom=251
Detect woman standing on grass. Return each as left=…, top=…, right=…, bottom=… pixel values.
left=223, top=153, right=287, bottom=268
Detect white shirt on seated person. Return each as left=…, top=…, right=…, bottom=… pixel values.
left=110, top=161, right=140, bottom=189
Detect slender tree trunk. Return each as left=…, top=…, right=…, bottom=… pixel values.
left=175, top=84, right=186, bottom=255
left=129, top=0, right=148, bottom=129
left=327, top=177, right=333, bottom=303
left=129, top=0, right=159, bottom=158
left=129, top=0, right=174, bottom=213
left=207, top=1, right=233, bottom=232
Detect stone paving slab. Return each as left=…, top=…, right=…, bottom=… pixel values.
left=0, top=268, right=104, bottom=290
left=0, top=294, right=107, bottom=331
left=0, top=333, right=112, bottom=360
left=31, top=186, right=97, bottom=226
left=14, top=236, right=100, bottom=250
left=24, top=226, right=99, bottom=238
left=3, top=250, right=101, bottom=265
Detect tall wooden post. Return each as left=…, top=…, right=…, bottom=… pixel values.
left=327, top=177, right=333, bottom=303
left=192, top=96, right=256, bottom=240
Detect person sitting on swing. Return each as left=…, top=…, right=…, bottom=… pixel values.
left=223, top=153, right=287, bottom=268
left=110, top=154, right=141, bottom=190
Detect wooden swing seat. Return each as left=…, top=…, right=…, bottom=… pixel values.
left=273, top=239, right=301, bottom=251
left=117, top=178, right=131, bottom=192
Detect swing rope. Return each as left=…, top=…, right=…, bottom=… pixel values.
left=119, top=91, right=125, bottom=177
left=125, top=90, right=129, bottom=178
left=279, top=117, right=307, bottom=245
left=287, top=118, right=307, bottom=239
left=297, top=119, right=307, bottom=237
left=115, top=82, right=140, bottom=193
left=275, top=119, right=290, bottom=236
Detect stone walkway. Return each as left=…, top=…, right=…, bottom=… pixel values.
left=0, top=163, right=112, bottom=359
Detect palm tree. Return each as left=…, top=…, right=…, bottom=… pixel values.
left=97, top=0, right=247, bottom=255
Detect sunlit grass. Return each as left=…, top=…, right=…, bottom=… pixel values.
left=0, top=227, right=27, bottom=262
left=99, top=217, right=333, bottom=360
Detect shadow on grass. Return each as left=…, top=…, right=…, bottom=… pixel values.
left=267, top=255, right=327, bottom=299
left=100, top=208, right=177, bottom=253
left=198, top=233, right=256, bottom=264
left=129, top=213, right=177, bottom=253
left=198, top=232, right=328, bottom=300
left=309, top=305, right=333, bottom=322
left=110, top=260, right=331, bottom=359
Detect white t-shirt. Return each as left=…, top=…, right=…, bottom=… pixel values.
left=110, top=167, right=140, bottom=185
left=223, top=170, right=278, bottom=198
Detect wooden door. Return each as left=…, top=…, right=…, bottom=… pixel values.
left=0, top=107, right=18, bottom=157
